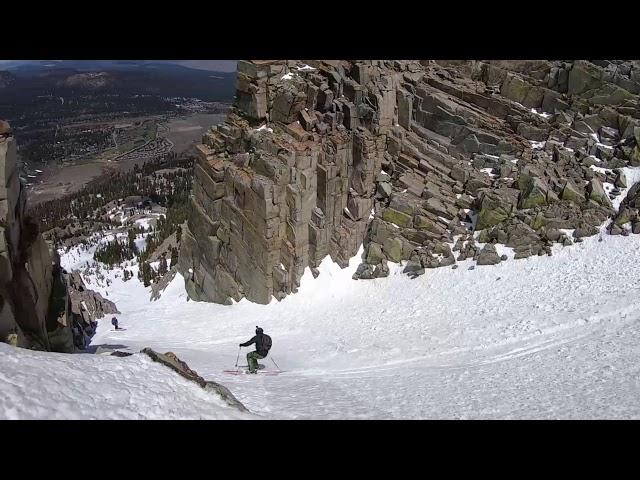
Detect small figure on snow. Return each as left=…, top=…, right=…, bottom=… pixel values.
left=111, top=316, right=120, bottom=330
left=239, top=326, right=272, bottom=374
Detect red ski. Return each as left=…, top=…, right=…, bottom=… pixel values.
left=222, top=369, right=284, bottom=376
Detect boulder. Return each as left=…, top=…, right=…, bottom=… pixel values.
left=476, top=243, right=502, bottom=266
left=561, top=180, right=584, bottom=204
left=383, top=237, right=403, bottom=263
left=455, top=194, right=473, bottom=209
left=377, top=182, right=392, bottom=197
left=353, top=263, right=374, bottom=280
left=519, top=177, right=549, bottom=209
left=614, top=207, right=633, bottom=227
left=587, top=178, right=613, bottom=208
left=414, top=215, right=447, bottom=236
left=373, top=260, right=390, bottom=278
left=574, top=224, right=599, bottom=238
left=366, top=242, right=385, bottom=264
left=424, top=197, right=453, bottom=219
left=476, top=189, right=518, bottom=230
left=609, top=224, right=623, bottom=235
left=382, top=208, right=413, bottom=228
left=141, top=348, right=248, bottom=412
left=403, top=261, right=425, bottom=278
left=568, top=61, right=602, bottom=95
left=514, top=244, right=532, bottom=259
left=501, top=73, right=544, bottom=108
left=598, top=126, right=619, bottom=145
left=439, top=253, right=456, bottom=267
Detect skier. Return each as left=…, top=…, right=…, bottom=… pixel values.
left=239, top=326, right=272, bottom=374
left=111, top=317, right=120, bottom=330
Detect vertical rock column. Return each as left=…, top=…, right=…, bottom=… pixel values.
left=1, top=121, right=72, bottom=350
left=178, top=60, right=397, bottom=305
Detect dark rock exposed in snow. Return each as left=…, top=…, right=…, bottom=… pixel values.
left=141, top=348, right=249, bottom=412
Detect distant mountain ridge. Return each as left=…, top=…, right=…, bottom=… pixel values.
left=0, top=60, right=237, bottom=102
left=0, top=60, right=237, bottom=73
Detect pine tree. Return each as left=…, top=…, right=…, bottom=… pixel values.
left=170, top=246, right=179, bottom=269
left=128, top=228, right=137, bottom=250
left=142, top=262, right=152, bottom=287
left=159, top=254, right=168, bottom=276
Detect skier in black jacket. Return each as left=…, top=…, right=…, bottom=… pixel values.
left=239, top=326, right=272, bottom=374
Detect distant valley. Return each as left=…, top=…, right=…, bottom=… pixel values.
left=0, top=60, right=235, bottom=203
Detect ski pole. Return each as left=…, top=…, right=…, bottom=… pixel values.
left=235, top=346, right=241, bottom=368
left=270, top=355, right=282, bottom=371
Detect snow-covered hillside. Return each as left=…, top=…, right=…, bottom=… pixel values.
left=3, top=166, right=640, bottom=419
left=51, top=218, right=640, bottom=419
left=0, top=342, right=252, bottom=419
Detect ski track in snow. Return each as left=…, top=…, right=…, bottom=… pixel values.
left=51, top=219, right=640, bottom=419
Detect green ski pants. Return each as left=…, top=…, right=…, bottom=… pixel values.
left=247, top=351, right=265, bottom=373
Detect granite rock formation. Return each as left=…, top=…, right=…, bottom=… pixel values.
left=0, top=121, right=96, bottom=351
left=179, top=60, right=640, bottom=304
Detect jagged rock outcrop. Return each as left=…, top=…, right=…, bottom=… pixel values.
left=0, top=121, right=80, bottom=352
left=67, top=270, right=119, bottom=321
left=150, top=266, right=177, bottom=301
left=63, top=270, right=119, bottom=349
left=179, top=61, right=387, bottom=304
left=180, top=60, right=640, bottom=305
left=141, top=348, right=248, bottom=412
left=610, top=181, right=640, bottom=232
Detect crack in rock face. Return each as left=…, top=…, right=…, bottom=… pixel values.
left=178, top=59, right=640, bottom=305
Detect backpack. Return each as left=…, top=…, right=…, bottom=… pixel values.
left=260, top=334, right=272, bottom=354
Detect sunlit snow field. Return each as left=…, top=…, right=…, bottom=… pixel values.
left=55, top=224, right=640, bottom=419
left=3, top=167, right=640, bottom=419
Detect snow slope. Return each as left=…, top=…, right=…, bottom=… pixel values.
left=0, top=343, right=252, bottom=420
left=54, top=221, right=640, bottom=419
left=6, top=168, right=637, bottom=419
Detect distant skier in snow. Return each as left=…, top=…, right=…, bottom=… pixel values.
left=111, top=317, right=120, bottom=330
left=239, top=327, right=272, bottom=374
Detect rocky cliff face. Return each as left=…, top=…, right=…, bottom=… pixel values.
left=0, top=121, right=90, bottom=351
left=179, top=60, right=640, bottom=305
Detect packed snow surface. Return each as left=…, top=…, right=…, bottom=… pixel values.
left=53, top=216, right=640, bottom=419
left=6, top=170, right=640, bottom=419
left=0, top=343, right=252, bottom=420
